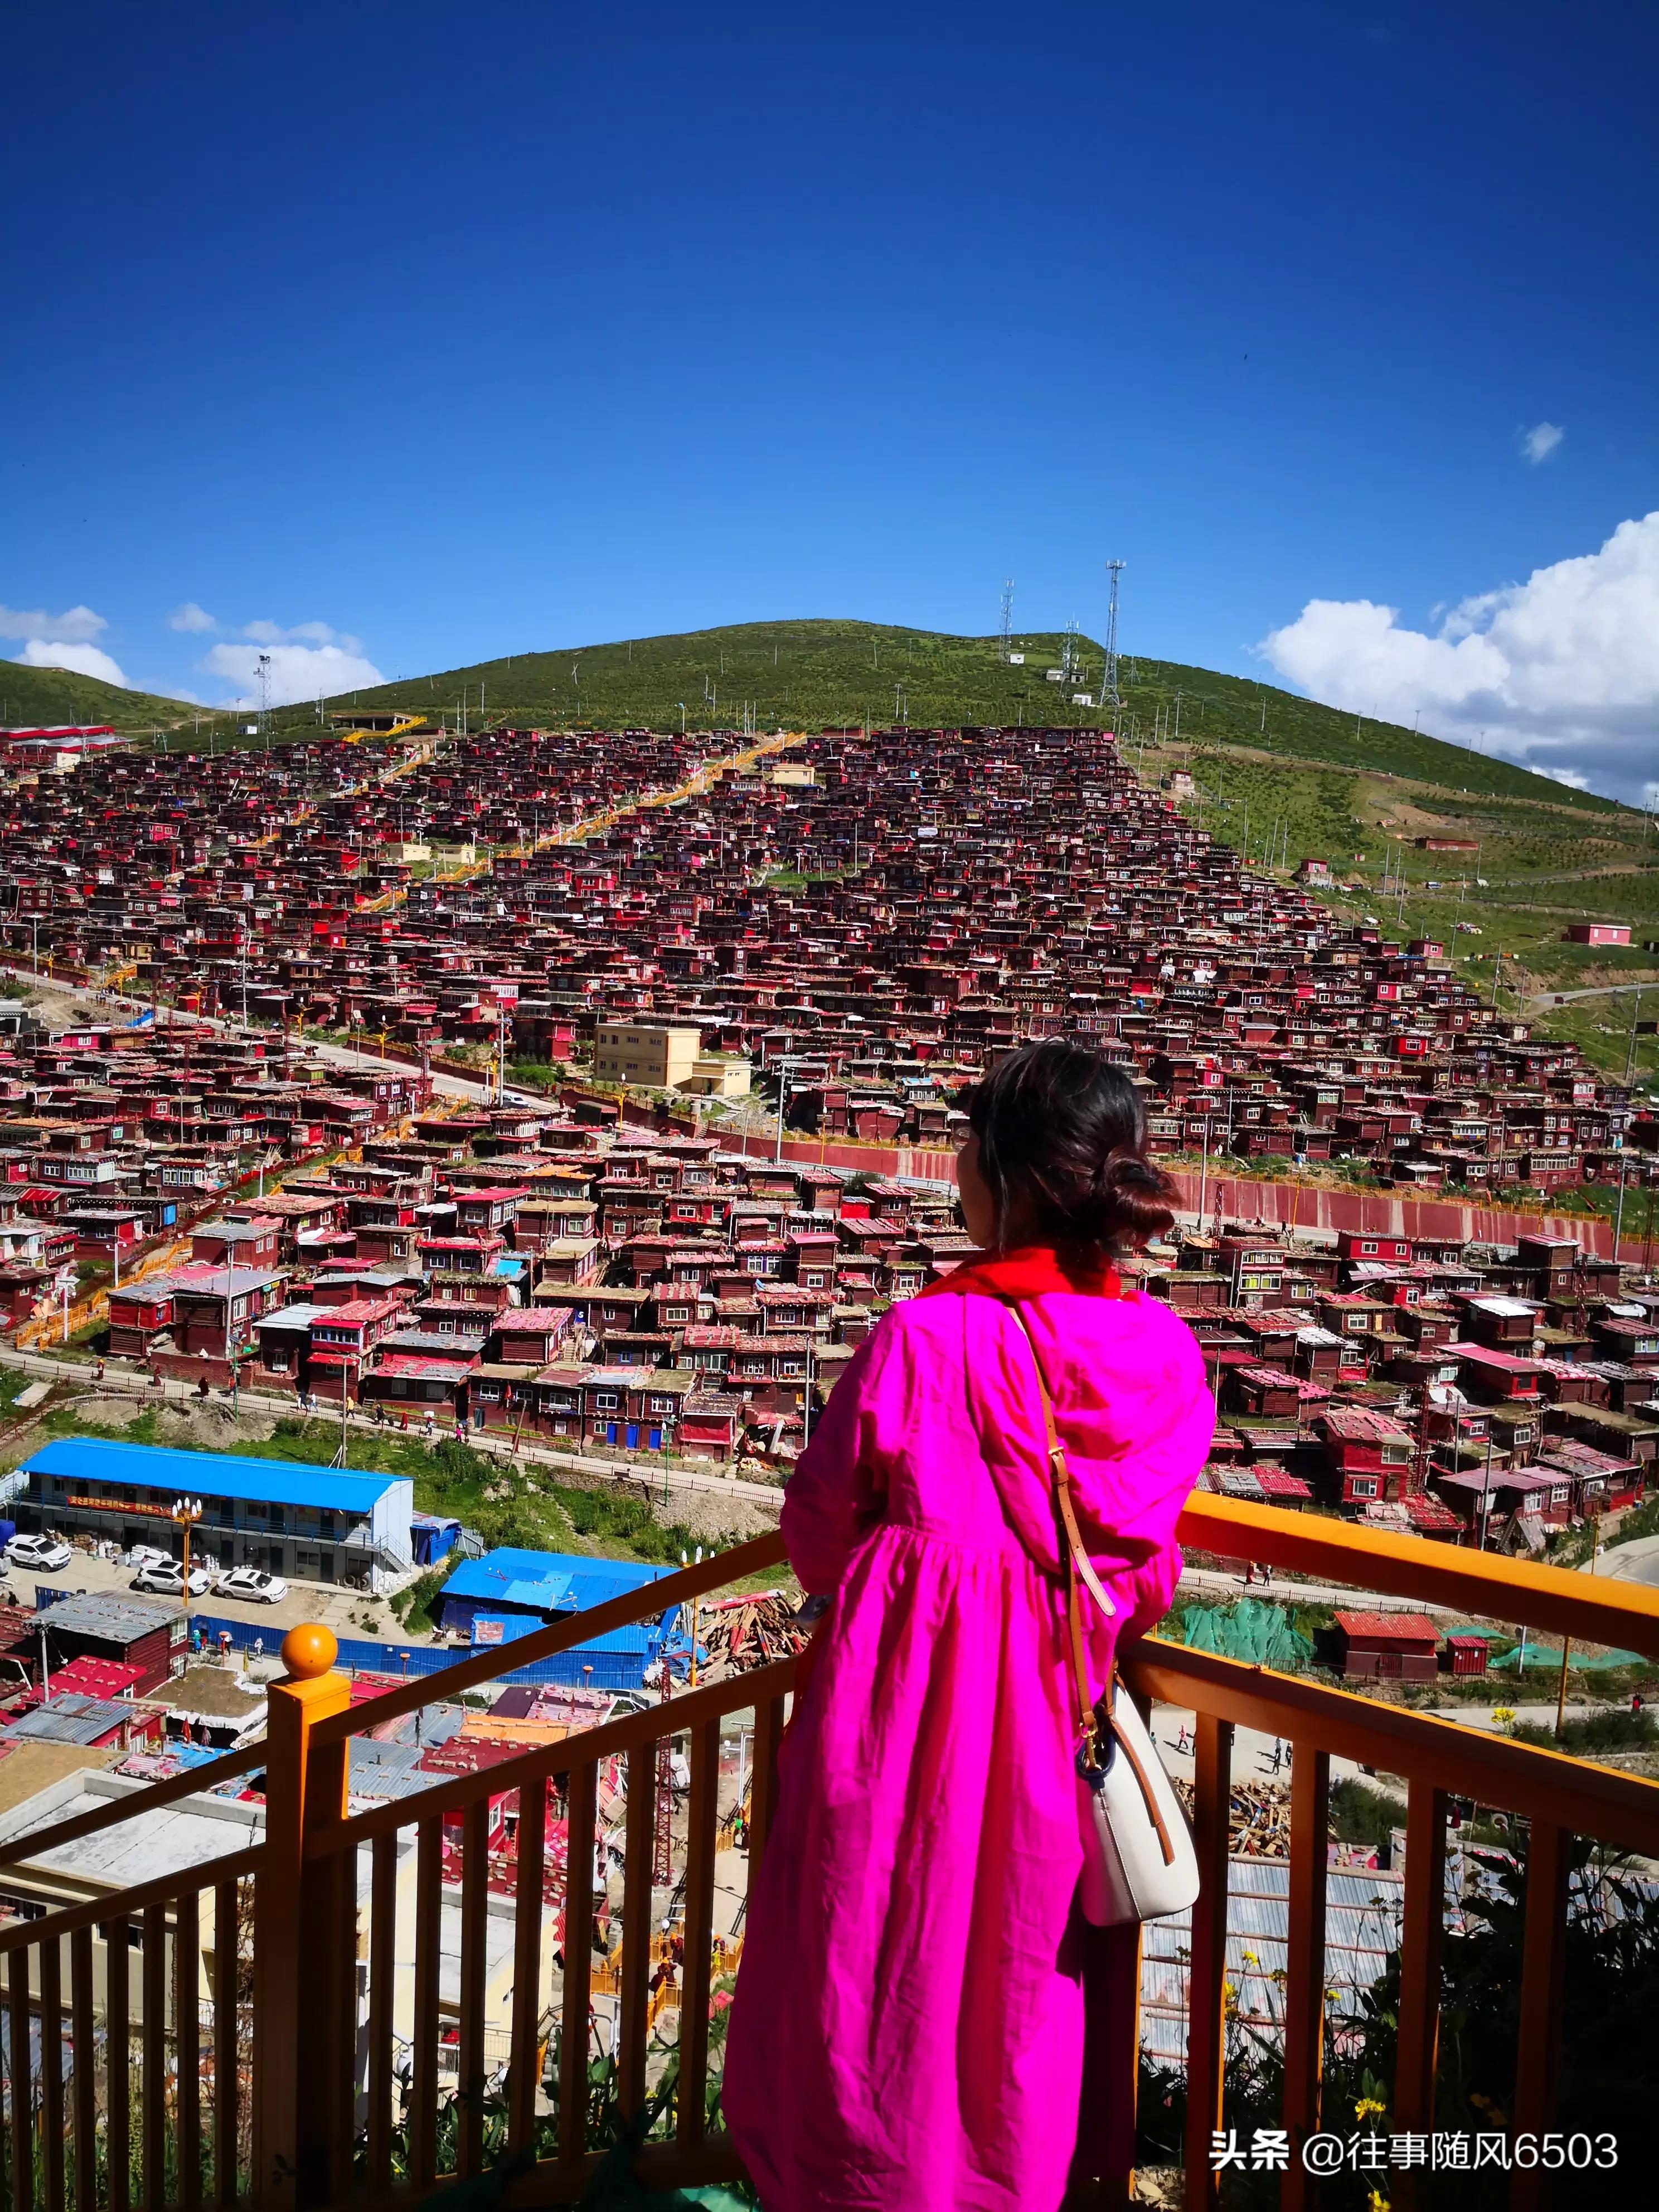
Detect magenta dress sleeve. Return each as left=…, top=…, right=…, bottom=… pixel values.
left=779, top=1331, right=886, bottom=1595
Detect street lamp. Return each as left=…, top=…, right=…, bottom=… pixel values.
left=172, top=1496, right=205, bottom=1618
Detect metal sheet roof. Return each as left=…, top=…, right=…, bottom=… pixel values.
left=40, top=1592, right=177, bottom=1643
left=23, top=1437, right=411, bottom=1513
left=441, top=1548, right=668, bottom=1613
left=6, top=1695, right=132, bottom=1745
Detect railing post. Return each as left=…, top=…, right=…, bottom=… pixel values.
left=1184, top=1715, right=1234, bottom=2211
left=1393, top=1781, right=1448, bottom=2212
left=1511, top=1822, right=1570, bottom=2212
left=1280, top=1748, right=1330, bottom=2210
left=253, top=1624, right=352, bottom=2212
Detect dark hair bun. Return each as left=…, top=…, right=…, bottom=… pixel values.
left=967, top=1040, right=1178, bottom=1254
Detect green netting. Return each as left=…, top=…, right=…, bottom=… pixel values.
left=1495, top=1638, right=1646, bottom=1672
left=1176, top=1597, right=1314, bottom=1672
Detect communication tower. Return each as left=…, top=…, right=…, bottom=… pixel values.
left=1103, top=560, right=1126, bottom=724
left=256, top=652, right=273, bottom=745
left=999, top=579, right=1014, bottom=662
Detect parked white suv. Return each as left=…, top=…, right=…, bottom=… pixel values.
left=6, top=1534, right=72, bottom=1574
left=214, top=1567, right=288, bottom=1604
left=132, top=1559, right=211, bottom=1598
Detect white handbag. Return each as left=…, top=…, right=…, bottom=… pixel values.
left=1001, top=1303, right=1201, bottom=1928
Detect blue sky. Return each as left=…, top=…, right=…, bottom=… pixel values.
left=4, top=3, right=1656, bottom=797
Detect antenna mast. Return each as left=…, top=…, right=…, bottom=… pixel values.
left=999, top=579, right=1014, bottom=662
left=256, top=652, right=273, bottom=746
left=1103, top=559, right=1126, bottom=726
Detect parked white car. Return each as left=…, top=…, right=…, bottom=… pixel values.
left=214, top=1567, right=288, bottom=1605
left=132, top=1560, right=211, bottom=1598
left=6, top=1534, right=72, bottom=1574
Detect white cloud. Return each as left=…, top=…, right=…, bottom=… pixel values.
left=1260, top=511, right=1659, bottom=804
left=203, top=639, right=385, bottom=707
left=1520, top=421, right=1564, bottom=464
left=168, top=601, right=216, bottom=633
left=243, top=617, right=358, bottom=651
left=13, top=638, right=130, bottom=686
left=0, top=603, right=108, bottom=644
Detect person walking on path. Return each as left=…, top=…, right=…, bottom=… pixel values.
left=724, top=1042, right=1215, bottom=2212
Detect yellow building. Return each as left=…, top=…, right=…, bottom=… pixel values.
left=593, top=1022, right=703, bottom=1089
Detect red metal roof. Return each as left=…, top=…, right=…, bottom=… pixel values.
left=1333, top=1611, right=1439, bottom=1643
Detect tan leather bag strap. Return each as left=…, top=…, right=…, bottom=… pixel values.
left=1001, top=1302, right=1108, bottom=1763
left=1001, top=1302, right=1175, bottom=1861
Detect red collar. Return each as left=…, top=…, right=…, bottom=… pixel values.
left=916, top=1244, right=1122, bottom=1303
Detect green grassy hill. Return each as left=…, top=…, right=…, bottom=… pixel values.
left=291, top=615, right=1619, bottom=816
left=312, top=617, right=1652, bottom=1076
left=0, top=660, right=198, bottom=733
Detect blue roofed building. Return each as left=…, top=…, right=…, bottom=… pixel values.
left=436, top=1548, right=680, bottom=1685
left=16, top=1438, right=415, bottom=1590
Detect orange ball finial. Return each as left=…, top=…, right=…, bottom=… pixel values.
left=280, top=1623, right=338, bottom=1681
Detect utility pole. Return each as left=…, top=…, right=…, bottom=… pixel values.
left=1478, top=1431, right=1496, bottom=1552
left=1103, top=559, right=1126, bottom=728
left=1624, top=989, right=1644, bottom=1084
left=774, top=1055, right=798, bottom=1165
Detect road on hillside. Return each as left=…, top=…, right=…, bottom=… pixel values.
left=0, top=1346, right=786, bottom=1514
left=1522, top=979, right=1653, bottom=1011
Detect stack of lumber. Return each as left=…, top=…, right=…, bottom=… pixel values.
left=700, top=1590, right=812, bottom=1677
left=1171, top=1777, right=1293, bottom=1858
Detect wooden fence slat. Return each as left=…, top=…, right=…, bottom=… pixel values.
left=456, top=1798, right=490, bottom=2180
left=1511, top=1822, right=1571, bottom=2212
left=176, top=1890, right=201, bottom=2212
left=559, top=1764, right=597, bottom=2172
left=1183, top=1715, right=1233, bottom=2212
left=103, top=1922, right=129, bottom=2212
left=40, top=1930, right=64, bottom=2212
left=212, top=1883, right=238, bottom=2210
left=9, top=1944, right=32, bottom=2212
left=676, top=1719, right=720, bottom=2148
left=410, top=1820, right=443, bottom=2191
left=70, top=1929, right=95, bottom=2212
left=142, top=1905, right=166, bottom=2212
left=1393, top=1781, right=1449, bottom=2212
left=366, top=1835, right=398, bottom=2192
left=1280, top=1748, right=1330, bottom=2211
left=617, top=1744, right=656, bottom=2120
left=507, top=1777, right=547, bottom=2158
left=747, top=1695, right=786, bottom=1870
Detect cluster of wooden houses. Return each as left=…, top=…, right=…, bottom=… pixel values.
left=2, top=720, right=1650, bottom=1196
left=66, top=1084, right=1659, bottom=1553
left=0, top=716, right=1653, bottom=1548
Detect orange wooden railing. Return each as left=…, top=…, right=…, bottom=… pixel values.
left=0, top=1505, right=1653, bottom=2212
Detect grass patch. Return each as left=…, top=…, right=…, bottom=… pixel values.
left=1330, top=1776, right=1404, bottom=1848
left=1510, top=1706, right=1658, bottom=1756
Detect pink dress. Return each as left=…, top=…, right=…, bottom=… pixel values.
left=722, top=1285, right=1214, bottom=2212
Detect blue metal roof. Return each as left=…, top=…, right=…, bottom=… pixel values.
left=470, top=1612, right=662, bottom=1655
left=22, top=1437, right=411, bottom=1514
left=441, top=1547, right=668, bottom=1614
